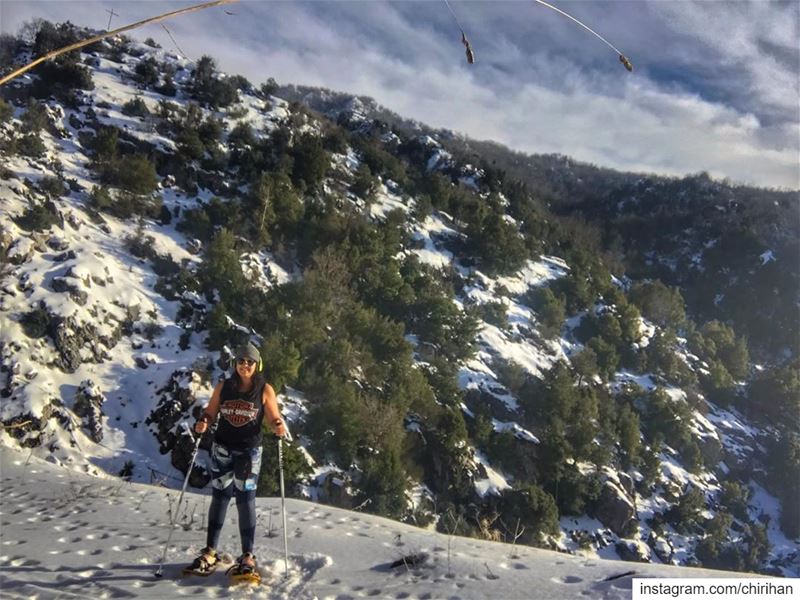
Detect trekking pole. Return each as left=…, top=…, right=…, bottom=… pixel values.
left=154, top=430, right=203, bottom=578
left=278, top=426, right=293, bottom=578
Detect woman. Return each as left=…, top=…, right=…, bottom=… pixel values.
left=187, top=341, right=287, bottom=577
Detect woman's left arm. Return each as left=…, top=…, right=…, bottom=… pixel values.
left=262, top=383, right=286, bottom=437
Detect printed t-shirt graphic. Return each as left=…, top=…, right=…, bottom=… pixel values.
left=219, top=400, right=259, bottom=427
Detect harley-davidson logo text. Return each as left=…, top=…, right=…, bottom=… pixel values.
left=220, top=400, right=259, bottom=427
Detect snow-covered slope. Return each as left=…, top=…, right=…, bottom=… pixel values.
left=0, top=445, right=750, bottom=600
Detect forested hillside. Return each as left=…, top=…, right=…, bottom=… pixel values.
left=1, top=21, right=797, bottom=576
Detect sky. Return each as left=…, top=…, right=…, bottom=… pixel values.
left=1, top=1, right=798, bottom=185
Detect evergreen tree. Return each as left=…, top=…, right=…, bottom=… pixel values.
left=199, top=228, right=245, bottom=301
left=290, top=133, right=329, bottom=192
left=206, top=302, right=230, bottom=350
left=571, top=346, right=599, bottom=384
left=358, top=447, right=408, bottom=519
left=351, top=164, right=378, bottom=202
left=617, top=403, right=640, bottom=469
left=258, top=435, right=312, bottom=496
left=497, top=484, right=560, bottom=542
left=666, top=486, right=706, bottom=534
left=527, top=286, right=565, bottom=339
left=630, top=281, right=686, bottom=328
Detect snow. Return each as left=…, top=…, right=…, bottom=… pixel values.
left=473, top=450, right=512, bottom=497
left=426, top=149, right=452, bottom=172
left=369, top=183, right=412, bottom=220
left=408, top=214, right=457, bottom=268
left=747, top=482, right=800, bottom=563
left=492, top=418, right=539, bottom=444
left=0, top=445, right=753, bottom=599
left=759, top=250, right=775, bottom=265
left=494, top=256, right=568, bottom=296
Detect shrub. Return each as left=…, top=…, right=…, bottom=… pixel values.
left=21, top=306, right=51, bottom=338
left=31, top=58, right=94, bottom=101
left=17, top=133, right=46, bottom=157
left=0, top=98, right=14, bottom=123
left=38, top=176, right=67, bottom=198
left=175, top=127, right=205, bottom=161
left=351, top=164, right=378, bottom=202
left=719, top=481, right=750, bottom=522
left=497, top=484, right=560, bottom=543
left=16, top=200, right=59, bottom=231
left=260, top=334, right=301, bottom=392
left=666, top=486, right=706, bottom=533
left=88, top=185, right=113, bottom=211
left=480, top=301, right=508, bottom=329
left=323, top=127, right=348, bottom=154
left=617, top=403, right=640, bottom=468
left=747, top=361, right=800, bottom=427
left=141, top=320, right=164, bottom=341
left=90, top=126, right=119, bottom=164
left=133, top=56, right=159, bottom=87
left=113, top=154, right=159, bottom=195
left=156, top=75, right=177, bottom=97
left=198, top=228, right=246, bottom=301
left=258, top=434, right=312, bottom=496
left=696, top=321, right=749, bottom=380
left=176, top=207, right=213, bottom=241
left=122, top=97, right=150, bottom=117
left=21, top=100, right=48, bottom=133
left=571, top=346, right=599, bottom=383
left=125, top=220, right=156, bottom=259
left=260, top=77, right=279, bottom=97
left=465, top=210, right=528, bottom=276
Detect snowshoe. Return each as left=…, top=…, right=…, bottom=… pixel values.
left=182, top=547, right=222, bottom=577
left=227, top=553, right=262, bottom=585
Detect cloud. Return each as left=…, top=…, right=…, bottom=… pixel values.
left=2, top=0, right=797, bottom=188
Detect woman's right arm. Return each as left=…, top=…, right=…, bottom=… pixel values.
left=194, top=381, right=223, bottom=433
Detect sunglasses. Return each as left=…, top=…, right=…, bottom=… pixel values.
left=236, top=358, right=256, bottom=367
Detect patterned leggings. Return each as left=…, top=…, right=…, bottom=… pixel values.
left=205, top=442, right=262, bottom=554
left=206, top=485, right=257, bottom=554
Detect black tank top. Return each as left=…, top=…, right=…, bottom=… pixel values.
left=215, top=375, right=266, bottom=450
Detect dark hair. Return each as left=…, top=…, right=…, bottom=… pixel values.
left=226, top=371, right=266, bottom=394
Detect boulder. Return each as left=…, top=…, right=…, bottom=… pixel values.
left=53, top=250, right=78, bottom=262
left=615, top=539, right=651, bottom=563
left=51, top=277, right=88, bottom=305
left=463, top=386, right=517, bottom=422
left=647, top=531, right=674, bottom=563
left=146, top=369, right=202, bottom=454
left=595, top=481, right=636, bottom=537
left=318, top=471, right=355, bottom=509
left=46, top=314, right=123, bottom=373
left=73, top=380, right=105, bottom=442
left=8, top=237, right=34, bottom=265
left=46, top=235, right=69, bottom=251
left=170, top=431, right=210, bottom=488
left=618, top=472, right=635, bottom=498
